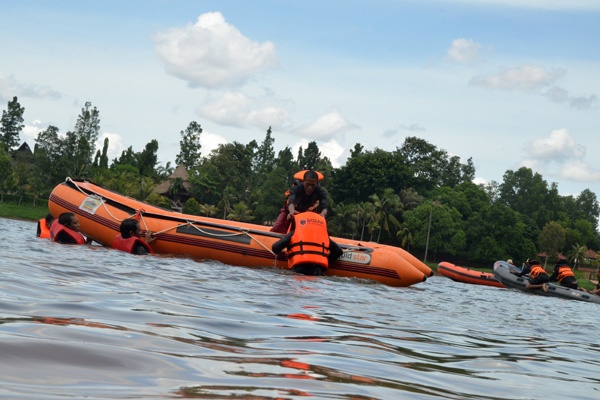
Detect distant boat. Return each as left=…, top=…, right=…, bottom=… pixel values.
left=493, top=261, right=600, bottom=304
left=437, top=261, right=505, bottom=288
left=48, top=178, right=432, bottom=288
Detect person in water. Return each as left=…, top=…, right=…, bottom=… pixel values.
left=272, top=211, right=343, bottom=276
left=270, top=169, right=328, bottom=234
left=49, top=212, right=89, bottom=245
left=514, top=258, right=549, bottom=292
left=548, top=258, right=581, bottom=290
left=36, top=213, right=54, bottom=238
left=113, top=218, right=155, bottom=255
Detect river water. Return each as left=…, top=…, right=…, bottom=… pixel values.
left=1, top=217, right=599, bottom=399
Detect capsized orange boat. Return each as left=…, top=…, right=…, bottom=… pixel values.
left=48, top=178, right=432, bottom=287
left=437, top=261, right=505, bottom=288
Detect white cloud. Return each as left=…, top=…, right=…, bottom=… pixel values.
left=200, top=131, right=228, bottom=156
left=470, top=64, right=565, bottom=92
left=569, top=94, right=598, bottom=110
left=21, top=119, right=44, bottom=144
left=447, top=38, right=482, bottom=64
left=383, top=123, right=426, bottom=138
left=96, top=132, right=124, bottom=161
left=295, top=108, right=360, bottom=140
left=557, top=161, right=600, bottom=182
left=544, top=86, right=597, bottom=110
left=527, top=128, right=585, bottom=161
left=320, top=139, right=346, bottom=168
left=197, top=91, right=290, bottom=130
left=0, top=72, right=61, bottom=102
left=291, top=137, right=346, bottom=168
left=154, top=12, right=277, bottom=89
left=472, top=176, right=488, bottom=186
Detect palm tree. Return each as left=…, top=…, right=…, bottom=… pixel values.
left=567, top=243, right=587, bottom=271
left=331, top=202, right=357, bottom=238
left=227, top=201, right=254, bottom=222
left=200, top=203, right=219, bottom=217
left=137, top=177, right=155, bottom=201
left=399, top=187, right=424, bottom=210
left=156, top=161, right=174, bottom=180
left=219, top=186, right=237, bottom=219
left=355, top=202, right=376, bottom=241
left=369, top=188, right=402, bottom=242
left=397, top=226, right=414, bottom=251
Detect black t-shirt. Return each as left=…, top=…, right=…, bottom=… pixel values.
left=288, top=184, right=328, bottom=213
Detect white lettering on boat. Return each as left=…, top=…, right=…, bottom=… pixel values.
left=339, top=251, right=371, bottom=264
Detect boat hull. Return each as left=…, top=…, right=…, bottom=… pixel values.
left=48, top=179, right=431, bottom=287
left=437, top=261, right=505, bottom=288
left=493, top=261, right=600, bottom=304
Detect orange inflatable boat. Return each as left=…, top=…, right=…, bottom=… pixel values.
left=437, top=261, right=505, bottom=288
left=48, top=178, right=432, bottom=287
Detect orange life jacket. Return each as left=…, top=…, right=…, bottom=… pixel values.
left=287, top=212, right=330, bottom=270
left=113, top=234, right=154, bottom=254
left=49, top=220, right=86, bottom=245
left=529, top=264, right=546, bottom=278
left=37, top=218, right=51, bottom=239
left=556, top=265, right=575, bottom=281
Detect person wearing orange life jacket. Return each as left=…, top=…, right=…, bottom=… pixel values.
left=270, top=169, right=327, bottom=234
left=548, top=258, right=581, bottom=290
left=36, top=213, right=54, bottom=239
left=272, top=211, right=342, bottom=276
left=49, top=212, right=89, bottom=245
left=113, top=218, right=155, bottom=255
left=514, top=258, right=549, bottom=292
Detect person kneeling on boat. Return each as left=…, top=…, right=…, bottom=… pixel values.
left=50, top=212, right=91, bottom=245
left=36, top=213, right=54, bottom=239
left=272, top=211, right=343, bottom=276
left=548, top=258, right=581, bottom=290
left=270, top=169, right=327, bottom=234
left=113, top=218, right=155, bottom=255
left=514, top=258, right=549, bottom=292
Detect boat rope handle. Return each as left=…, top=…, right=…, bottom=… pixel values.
left=143, top=218, right=277, bottom=256
left=65, top=177, right=138, bottom=224
left=65, top=178, right=278, bottom=257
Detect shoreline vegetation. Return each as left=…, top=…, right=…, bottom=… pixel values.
left=2, top=200, right=597, bottom=291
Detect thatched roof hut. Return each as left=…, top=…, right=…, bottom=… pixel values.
left=153, top=164, right=191, bottom=194
left=153, top=164, right=192, bottom=211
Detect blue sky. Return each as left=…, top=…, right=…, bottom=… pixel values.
left=1, top=0, right=599, bottom=197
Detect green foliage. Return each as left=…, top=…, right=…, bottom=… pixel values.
left=0, top=147, right=13, bottom=191
left=0, top=201, right=48, bottom=221
left=145, top=193, right=171, bottom=209
left=0, top=96, right=25, bottom=151
left=253, top=127, right=276, bottom=176
left=227, top=201, right=254, bottom=222
left=182, top=198, right=202, bottom=216
left=538, top=221, right=566, bottom=264
left=176, top=121, right=202, bottom=170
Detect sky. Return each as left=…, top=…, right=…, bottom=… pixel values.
left=1, top=0, right=599, bottom=197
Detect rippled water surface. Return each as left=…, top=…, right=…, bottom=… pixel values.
left=1, top=217, right=599, bottom=399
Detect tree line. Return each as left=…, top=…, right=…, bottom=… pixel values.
left=1, top=96, right=599, bottom=267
